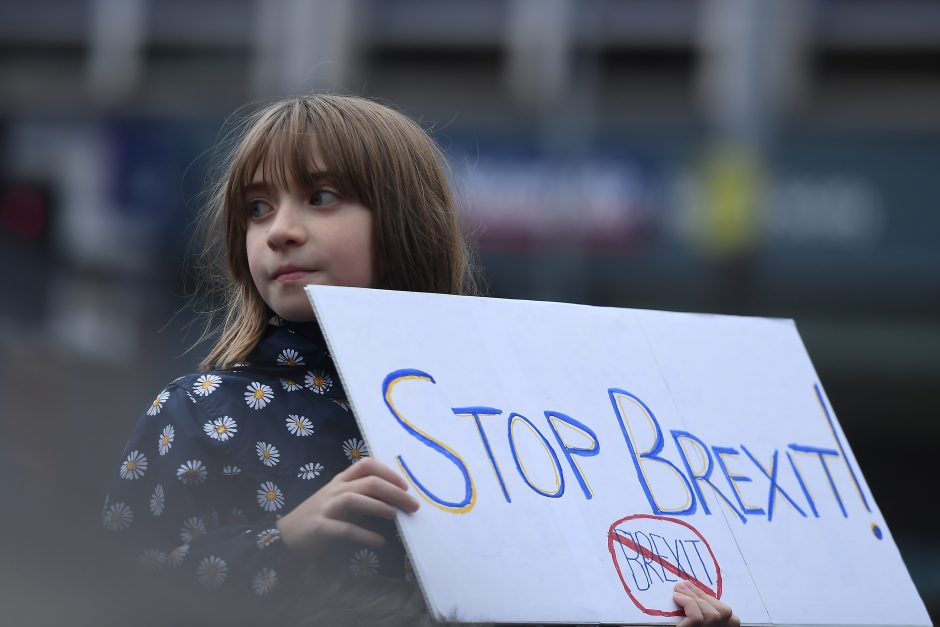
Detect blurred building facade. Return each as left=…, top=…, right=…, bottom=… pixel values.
left=0, top=0, right=938, bottom=623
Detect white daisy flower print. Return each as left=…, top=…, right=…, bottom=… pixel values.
left=180, top=516, right=207, bottom=543
left=252, top=568, right=278, bottom=596
left=256, top=442, right=280, bottom=467
left=149, top=484, right=166, bottom=517
left=102, top=502, right=133, bottom=531
left=197, top=556, right=228, bottom=588
left=203, top=416, right=237, bottom=442
left=256, top=528, right=281, bottom=549
left=304, top=370, right=333, bottom=394
left=276, top=348, right=305, bottom=366
left=193, top=374, right=221, bottom=397
left=286, top=414, right=314, bottom=437
left=177, top=460, right=207, bottom=486
left=244, top=382, right=273, bottom=409
left=349, top=549, right=380, bottom=577
left=332, top=399, right=351, bottom=411
left=146, top=389, right=170, bottom=416
left=221, top=465, right=241, bottom=477
left=166, top=543, right=189, bottom=568
left=279, top=378, right=302, bottom=392
left=138, top=549, right=167, bottom=570
left=185, top=391, right=197, bottom=404
left=120, top=450, right=148, bottom=480
left=298, top=462, right=324, bottom=480
left=158, top=424, right=175, bottom=456
left=257, top=481, right=284, bottom=512
left=342, top=438, right=369, bottom=463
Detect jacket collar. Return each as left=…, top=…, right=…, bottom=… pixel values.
left=240, top=320, right=346, bottom=399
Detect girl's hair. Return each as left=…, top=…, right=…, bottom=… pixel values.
left=194, top=94, right=479, bottom=370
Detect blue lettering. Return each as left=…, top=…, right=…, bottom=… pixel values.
left=544, top=411, right=600, bottom=499
left=815, top=384, right=871, bottom=512
left=383, top=369, right=475, bottom=513
left=649, top=533, right=678, bottom=582
left=685, top=539, right=713, bottom=585
left=452, top=406, right=510, bottom=503
left=671, top=430, right=746, bottom=524
left=609, top=389, right=696, bottom=515
left=789, top=443, right=847, bottom=517
left=615, top=529, right=651, bottom=591
left=635, top=531, right=665, bottom=584
left=713, top=446, right=765, bottom=517
left=741, top=446, right=806, bottom=521
left=787, top=450, right=819, bottom=517
left=508, top=413, right=566, bottom=498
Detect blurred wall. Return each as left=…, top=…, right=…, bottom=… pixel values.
left=1, top=0, right=938, bottom=623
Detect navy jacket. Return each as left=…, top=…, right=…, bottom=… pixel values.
left=102, top=321, right=406, bottom=617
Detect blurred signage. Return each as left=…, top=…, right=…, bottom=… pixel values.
left=458, top=157, right=653, bottom=248
left=0, top=181, right=52, bottom=247
left=671, top=172, right=886, bottom=251
left=764, top=176, right=884, bottom=247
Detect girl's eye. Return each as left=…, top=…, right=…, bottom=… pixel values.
left=248, top=200, right=273, bottom=219
left=310, top=190, right=339, bottom=207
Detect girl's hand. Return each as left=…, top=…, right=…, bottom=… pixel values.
left=673, top=580, right=741, bottom=627
left=275, top=457, right=420, bottom=555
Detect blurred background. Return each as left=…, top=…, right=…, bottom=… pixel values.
left=0, top=0, right=937, bottom=623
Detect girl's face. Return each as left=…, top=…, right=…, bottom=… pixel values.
left=244, top=157, right=373, bottom=322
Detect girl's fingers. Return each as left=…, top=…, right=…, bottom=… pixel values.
left=684, top=580, right=718, bottom=602
left=340, top=457, right=409, bottom=491
left=674, top=581, right=739, bottom=627
left=674, top=586, right=705, bottom=627
left=684, top=581, right=736, bottom=624
left=346, top=475, right=420, bottom=513
left=318, top=518, right=386, bottom=548
left=325, top=491, right=399, bottom=521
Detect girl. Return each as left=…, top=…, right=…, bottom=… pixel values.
left=102, top=94, right=738, bottom=627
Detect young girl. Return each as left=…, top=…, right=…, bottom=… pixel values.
left=102, top=94, right=739, bottom=627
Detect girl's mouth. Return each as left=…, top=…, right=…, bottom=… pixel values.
left=274, top=270, right=311, bottom=282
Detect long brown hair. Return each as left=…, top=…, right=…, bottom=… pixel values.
left=193, top=94, right=479, bottom=370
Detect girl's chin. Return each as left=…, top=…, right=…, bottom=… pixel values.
left=269, top=301, right=316, bottom=323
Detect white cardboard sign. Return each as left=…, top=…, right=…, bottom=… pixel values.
left=306, top=286, right=929, bottom=626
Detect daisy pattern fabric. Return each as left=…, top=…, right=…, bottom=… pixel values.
left=102, top=321, right=406, bottom=616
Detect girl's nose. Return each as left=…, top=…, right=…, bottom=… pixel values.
left=266, top=204, right=307, bottom=249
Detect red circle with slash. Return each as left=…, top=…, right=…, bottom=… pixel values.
left=607, top=513, right=723, bottom=616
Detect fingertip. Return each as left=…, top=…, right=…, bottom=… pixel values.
left=390, top=473, right=406, bottom=488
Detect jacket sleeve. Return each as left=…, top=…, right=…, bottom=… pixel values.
left=100, top=378, right=305, bottom=619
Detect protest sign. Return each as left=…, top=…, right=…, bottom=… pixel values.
left=307, top=286, right=929, bottom=625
